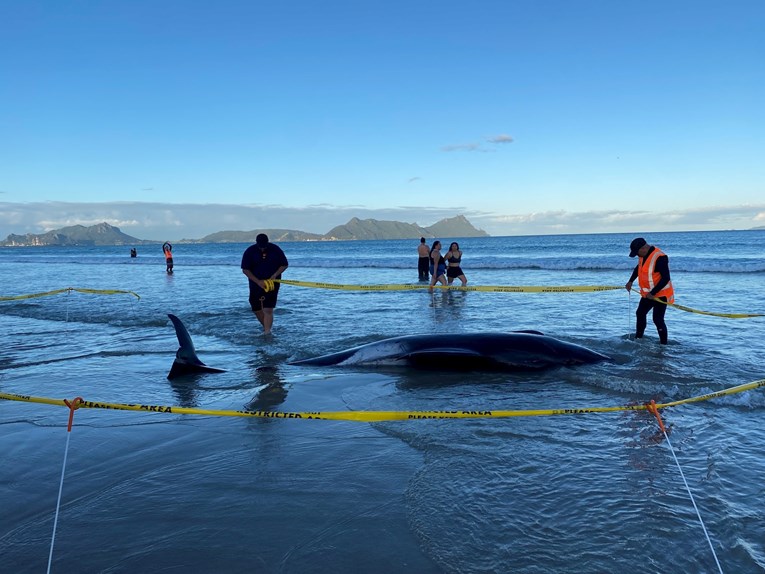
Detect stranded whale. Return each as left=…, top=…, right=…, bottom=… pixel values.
left=289, top=332, right=610, bottom=370
left=167, top=314, right=227, bottom=380
left=166, top=315, right=609, bottom=379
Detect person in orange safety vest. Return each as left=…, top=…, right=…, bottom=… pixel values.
left=625, top=237, right=674, bottom=345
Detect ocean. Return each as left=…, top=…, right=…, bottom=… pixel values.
left=1, top=230, right=764, bottom=573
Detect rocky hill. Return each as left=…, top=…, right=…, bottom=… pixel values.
left=197, top=229, right=324, bottom=243
left=0, top=223, right=151, bottom=246
left=425, top=215, right=488, bottom=238
left=195, top=215, right=488, bottom=242
left=1, top=215, right=489, bottom=246
left=323, top=215, right=488, bottom=240
left=323, top=218, right=429, bottom=240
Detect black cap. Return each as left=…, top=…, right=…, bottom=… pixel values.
left=256, top=233, right=269, bottom=248
left=629, top=237, right=647, bottom=257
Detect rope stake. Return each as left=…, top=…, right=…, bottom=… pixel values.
left=647, top=400, right=723, bottom=573
left=47, top=397, right=83, bottom=574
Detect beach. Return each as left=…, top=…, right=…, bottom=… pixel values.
left=1, top=230, right=764, bottom=573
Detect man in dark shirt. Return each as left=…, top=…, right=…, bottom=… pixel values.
left=241, top=233, right=289, bottom=335
left=625, top=237, right=674, bottom=344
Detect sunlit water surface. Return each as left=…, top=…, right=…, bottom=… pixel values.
left=1, top=230, right=764, bottom=573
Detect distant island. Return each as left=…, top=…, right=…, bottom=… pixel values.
left=0, top=215, right=489, bottom=247
left=0, top=222, right=153, bottom=247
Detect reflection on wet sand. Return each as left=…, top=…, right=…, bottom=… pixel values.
left=428, top=290, right=468, bottom=323
left=169, top=376, right=201, bottom=407
left=244, top=365, right=289, bottom=411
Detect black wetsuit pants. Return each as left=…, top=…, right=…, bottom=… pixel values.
left=418, top=256, right=430, bottom=281
left=635, top=296, right=668, bottom=344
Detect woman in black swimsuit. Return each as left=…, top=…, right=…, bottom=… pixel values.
left=445, top=242, right=467, bottom=286
left=429, top=240, right=448, bottom=291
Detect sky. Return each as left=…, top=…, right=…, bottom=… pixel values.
left=1, top=0, right=763, bottom=240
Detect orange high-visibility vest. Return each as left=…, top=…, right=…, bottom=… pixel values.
left=637, top=247, right=674, bottom=303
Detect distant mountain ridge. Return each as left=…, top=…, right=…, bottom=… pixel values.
left=197, top=228, right=325, bottom=243
left=0, top=223, right=154, bottom=247
left=0, top=216, right=488, bottom=246
left=195, top=229, right=324, bottom=243
left=322, top=215, right=487, bottom=241
left=198, top=215, right=487, bottom=243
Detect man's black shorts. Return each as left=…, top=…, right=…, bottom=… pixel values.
left=249, top=284, right=280, bottom=311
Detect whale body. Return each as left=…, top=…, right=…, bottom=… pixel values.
left=289, top=332, right=610, bottom=371
left=166, top=314, right=609, bottom=379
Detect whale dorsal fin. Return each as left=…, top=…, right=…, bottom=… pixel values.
left=167, top=314, right=226, bottom=380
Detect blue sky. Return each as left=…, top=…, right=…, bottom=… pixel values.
left=1, top=0, right=763, bottom=239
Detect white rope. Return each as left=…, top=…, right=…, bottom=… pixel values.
left=47, top=429, right=73, bottom=573
left=660, top=429, right=724, bottom=574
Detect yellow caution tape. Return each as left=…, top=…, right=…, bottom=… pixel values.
left=2, top=379, right=762, bottom=423
left=277, top=279, right=622, bottom=294
left=655, top=379, right=765, bottom=408
left=0, top=287, right=141, bottom=302
left=629, top=289, right=762, bottom=319
left=277, top=280, right=762, bottom=316
left=668, top=301, right=763, bottom=319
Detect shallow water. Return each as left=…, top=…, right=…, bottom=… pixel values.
left=1, top=230, right=764, bottom=573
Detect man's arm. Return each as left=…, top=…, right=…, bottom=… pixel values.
left=650, top=256, right=670, bottom=295
left=270, top=264, right=288, bottom=280
left=242, top=268, right=264, bottom=289
left=625, top=265, right=639, bottom=291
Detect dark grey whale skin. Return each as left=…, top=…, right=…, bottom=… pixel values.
left=289, top=332, right=610, bottom=371
left=167, top=314, right=609, bottom=379
left=167, top=314, right=226, bottom=380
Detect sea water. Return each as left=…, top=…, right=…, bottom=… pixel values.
left=0, top=230, right=764, bottom=573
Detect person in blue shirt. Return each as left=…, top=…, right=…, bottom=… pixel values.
left=241, top=234, right=289, bottom=335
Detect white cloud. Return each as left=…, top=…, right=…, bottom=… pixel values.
left=0, top=202, right=479, bottom=240
left=486, top=134, right=513, bottom=144
left=440, top=143, right=482, bottom=152
left=1, top=201, right=763, bottom=240
left=472, top=205, right=765, bottom=235
left=37, top=217, right=143, bottom=230
left=441, top=133, right=514, bottom=152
